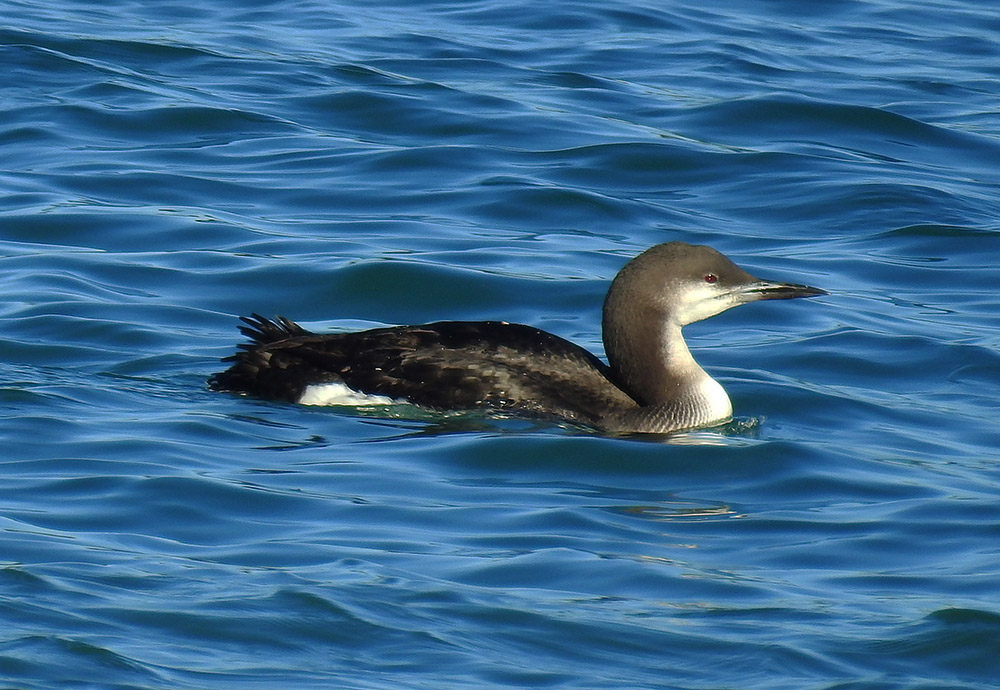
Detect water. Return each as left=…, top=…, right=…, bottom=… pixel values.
left=2, top=0, right=1000, bottom=688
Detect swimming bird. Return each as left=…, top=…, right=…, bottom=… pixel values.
left=208, top=242, right=825, bottom=434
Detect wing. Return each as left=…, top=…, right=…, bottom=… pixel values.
left=209, top=315, right=638, bottom=425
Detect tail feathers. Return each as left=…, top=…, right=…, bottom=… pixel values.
left=208, top=314, right=318, bottom=399
left=235, top=313, right=310, bottom=350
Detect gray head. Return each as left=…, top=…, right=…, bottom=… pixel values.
left=604, top=241, right=826, bottom=329
left=601, top=242, right=826, bottom=405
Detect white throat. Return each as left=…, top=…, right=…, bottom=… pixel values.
left=660, top=325, right=733, bottom=426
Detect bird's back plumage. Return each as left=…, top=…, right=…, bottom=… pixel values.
left=208, top=314, right=638, bottom=426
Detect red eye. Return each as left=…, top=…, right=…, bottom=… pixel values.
left=704, top=274, right=718, bottom=284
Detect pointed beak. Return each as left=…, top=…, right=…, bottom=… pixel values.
left=738, top=280, right=828, bottom=302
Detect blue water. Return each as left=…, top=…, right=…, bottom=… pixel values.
left=3, top=0, right=1000, bottom=687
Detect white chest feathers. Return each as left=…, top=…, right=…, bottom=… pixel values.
left=697, top=375, right=733, bottom=424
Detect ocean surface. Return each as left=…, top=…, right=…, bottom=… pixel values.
left=2, top=1, right=1000, bottom=688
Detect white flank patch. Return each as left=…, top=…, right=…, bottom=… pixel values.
left=297, top=382, right=397, bottom=407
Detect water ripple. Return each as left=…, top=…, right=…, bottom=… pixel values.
left=2, top=0, right=1000, bottom=688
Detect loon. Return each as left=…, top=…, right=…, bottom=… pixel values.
left=208, top=242, right=825, bottom=434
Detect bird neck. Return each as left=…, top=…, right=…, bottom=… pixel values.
left=603, top=313, right=732, bottom=425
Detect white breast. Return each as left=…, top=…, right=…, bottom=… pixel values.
left=701, top=375, right=733, bottom=423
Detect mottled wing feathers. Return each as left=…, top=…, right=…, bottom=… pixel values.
left=209, top=315, right=637, bottom=424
